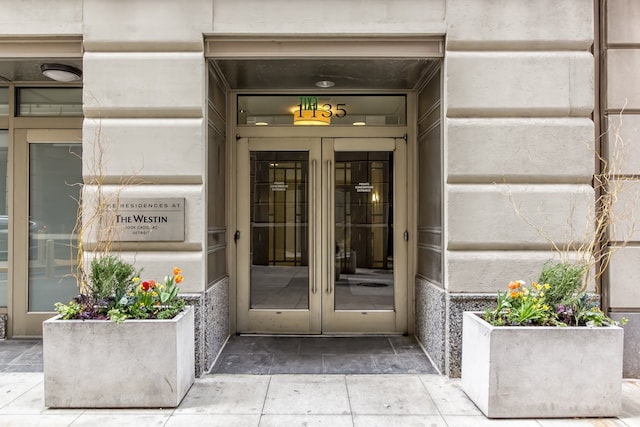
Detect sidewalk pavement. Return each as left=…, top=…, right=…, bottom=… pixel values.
left=1, top=372, right=639, bottom=426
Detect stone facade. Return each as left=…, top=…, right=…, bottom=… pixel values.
left=2, top=0, right=639, bottom=379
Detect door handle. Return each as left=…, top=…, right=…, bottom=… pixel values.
left=327, top=159, right=333, bottom=294
left=311, top=159, right=317, bottom=295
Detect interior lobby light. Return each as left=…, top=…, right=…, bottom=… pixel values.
left=315, top=80, right=335, bottom=88
left=293, top=109, right=331, bottom=126
left=40, top=63, right=82, bottom=82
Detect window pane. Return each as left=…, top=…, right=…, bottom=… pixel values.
left=238, top=95, right=406, bottom=126
left=0, top=88, right=8, bottom=116
left=28, top=143, right=82, bottom=311
left=0, top=131, right=7, bottom=306
left=334, top=151, right=394, bottom=311
left=18, top=88, right=82, bottom=117
left=250, top=151, right=309, bottom=309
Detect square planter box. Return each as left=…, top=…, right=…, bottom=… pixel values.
left=43, top=306, right=195, bottom=408
left=461, top=311, right=624, bottom=418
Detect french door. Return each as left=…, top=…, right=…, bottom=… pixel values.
left=236, top=137, right=407, bottom=334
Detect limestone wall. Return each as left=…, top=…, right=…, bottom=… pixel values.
left=443, top=0, right=595, bottom=376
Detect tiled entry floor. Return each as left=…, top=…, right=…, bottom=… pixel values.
left=0, top=339, right=43, bottom=372
left=210, top=335, right=438, bottom=375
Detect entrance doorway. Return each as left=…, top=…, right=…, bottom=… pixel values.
left=236, top=137, right=407, bottom=334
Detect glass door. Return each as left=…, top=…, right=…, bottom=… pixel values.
left=12, top=129, right=82, bottom=337
left=236, top=137, right=406, bottom=334
left=237, top=138, right=322, bottom=333
left=322, top=138, right=407, bottom=333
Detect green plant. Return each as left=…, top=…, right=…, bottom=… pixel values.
left=87, top=255, right=139, bottom=303
left=55, top=263, right=186, bottom=322
left=484, top=262, right=626, bottom=327
left=537, top=261, right=587, bottom=307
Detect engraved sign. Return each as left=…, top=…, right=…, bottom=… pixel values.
left=271, top=181, right=288, bottom=192
left=355, top=182, right=373, bottom=193
left=108, top=198, right=185, bottom=242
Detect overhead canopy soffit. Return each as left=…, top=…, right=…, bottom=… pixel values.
left=206, top=36, right=444, bottom=91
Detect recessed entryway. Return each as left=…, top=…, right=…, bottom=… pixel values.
left=211, top=336, right=437, bottom=375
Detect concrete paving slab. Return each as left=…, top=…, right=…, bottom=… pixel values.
left=175, top=375, right=269, bottom=415
left=419, top=374, right=482, bottom=416
left=353, top=414, right=448, bottom=427
left=346, top=375, right=439, bottom=415
left=259, top=414, right=353, bottom=426
left=165, top=414, right=260, bottom=426
left=263, top=375, right=350, bottom=415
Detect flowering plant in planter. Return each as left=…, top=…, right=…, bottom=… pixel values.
left=54, top=255, right=186, bottom=323
left=483, top=261, right=626, bottom=327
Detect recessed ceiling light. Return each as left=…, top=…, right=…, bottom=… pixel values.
left=352, top=121, right=366, bottom=126
left=315, top=80, right=335, bottom=88
left=40, top=63, right=82, bottom=82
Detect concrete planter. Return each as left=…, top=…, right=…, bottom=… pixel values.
left=43, top=306, right=195, bottom=408
left=461, top=311, right=624, bottom=418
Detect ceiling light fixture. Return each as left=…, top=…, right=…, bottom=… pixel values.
left=293, top=109, right=331, bottom=126
left=40, top=63, right=82, bottom=82
left=315, top=80, right=335, bottom=88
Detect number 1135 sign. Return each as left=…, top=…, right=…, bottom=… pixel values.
left=298, top=96, right=347, bottom=118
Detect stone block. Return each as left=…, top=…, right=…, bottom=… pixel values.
left=446, top=250, right=594, bottom=293
left=82, top=250, right=206, bottom=294
left=604, top=114, right=640, bottom=175
left=607, top=0, right=640, bottom=45
left=83, top=0, right=213, bottom=51
left=447, top=118, right=594, bottom=183
left=447, top=184, right=594, bottom=250
left=415, top=278, right=445, bottom=374
left=212, top=0, right=445, bottom=34
left=461, top=312, right=623, bottom=418
left=0, top=0, right=82, bottom=35
left=610, top=312, right=640, bottom=379
left=83, top=52, right=205, bottom=118
left=608, top=247, right=640, bottom=309
left=80, top=184, right=206, bottom=257
left=609, top=179, right=640, bottom=242
left=447, top=0, right=593, bottom=50
left=446, top=51, right=594, bottom=117
left=607, top=50, right=640, bottom=111
left=83, top=118, right=204, bottom=184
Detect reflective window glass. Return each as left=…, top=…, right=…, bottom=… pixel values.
left=18, top=88, right=82, bottom=117
left=0, top=88, right=8, bottom=116
left=28, top=142, right=82, bottom=311
left=238, top=95, right=406, bottom=126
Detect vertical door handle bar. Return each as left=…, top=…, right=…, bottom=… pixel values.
left=311, top=159, right=317, bottom=294
left=327, top=159, right=333, bottom=294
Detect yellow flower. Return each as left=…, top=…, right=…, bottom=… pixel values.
left=544, top=283, right=551, bottom=290
left=543, top=304, right=550, bottom=310
left=151, top=291, right=158, bottom=297
left=132, top=277, right=140, bottom=283
left=532, top=282, right=542, bottom=291
left=533, top=298, right=538, bottom=303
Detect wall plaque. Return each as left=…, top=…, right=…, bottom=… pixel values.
left=108, top=198, right=185, bottom=242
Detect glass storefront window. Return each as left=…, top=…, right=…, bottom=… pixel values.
left=238, top=95, right=406, bottom=126
left=28, top=143, right=82, bottom=311
left=17, top=88, right=82, bottom=117
left=0, top=131, right=7, bottom=306
left=0, top=88, right=8, bottom=116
